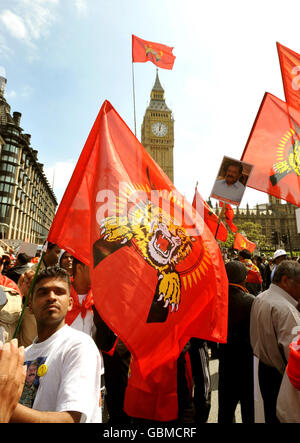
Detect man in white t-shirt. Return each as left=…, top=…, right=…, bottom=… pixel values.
left=10, top=266, right=102, bottom=423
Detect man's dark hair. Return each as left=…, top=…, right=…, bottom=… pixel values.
left=47, top=242, right=58, bottom=251
left=33, top=266, right=71, bottom=293
left=72, top=257, right=84, bottom=277
left=239, top=249, right=251, bottom=260
left=17, top=252, right=32, bottom=265
left=273, top=260, right=300, bottom=284
left=224, top=161, right=243, bottom=175
left=225, top=261, right=248, bottom=284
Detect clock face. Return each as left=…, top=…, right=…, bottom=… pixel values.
left=152, top=122, right=168, bottom=137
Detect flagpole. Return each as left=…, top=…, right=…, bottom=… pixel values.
left=215, top=203, right=226, bottom=239
left=13, top=246, right=46, bottom=339
left=132, top=62, right=137, bottom=137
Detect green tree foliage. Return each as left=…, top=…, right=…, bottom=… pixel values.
left=222, top=221, right=273, bottom=251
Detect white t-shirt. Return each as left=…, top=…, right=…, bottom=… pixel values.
left=21, top=324, right=102, bottom=423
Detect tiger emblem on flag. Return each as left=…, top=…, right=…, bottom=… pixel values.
left=93, top=199, right=196, bottom=322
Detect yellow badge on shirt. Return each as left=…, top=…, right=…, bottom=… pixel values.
left=37, top=364, right=48, bottom=377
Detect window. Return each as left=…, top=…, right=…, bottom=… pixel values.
left=3, top=144, right=18, bottom=154
left=0, top=204, right=11, bottom=219
left=0, top=183, right=13, bottom=194
left=0, top=196, right=12, bottom=204
left=1, top=154, right=18, bottom=164
left=0, top=162, right=16, bottom=174
left=7, top=127, right=19, bottom=136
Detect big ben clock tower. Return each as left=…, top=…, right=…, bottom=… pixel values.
left=141, top=70, right=174, bottom=182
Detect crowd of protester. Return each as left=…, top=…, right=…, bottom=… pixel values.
left=0, top=240, right=299, bottom=423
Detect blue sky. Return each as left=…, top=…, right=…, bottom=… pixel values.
left=1, top=0, right=300, bottom=208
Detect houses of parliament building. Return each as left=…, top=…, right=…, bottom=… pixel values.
left=141, top=71, right=300, bottom=252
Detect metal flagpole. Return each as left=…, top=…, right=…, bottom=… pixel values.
left=215, top=203, right=226, bottom=239
left=132, top=62, right=137, bottom=137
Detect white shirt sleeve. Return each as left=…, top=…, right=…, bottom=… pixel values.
left=56, top=336, right=102, bottom=423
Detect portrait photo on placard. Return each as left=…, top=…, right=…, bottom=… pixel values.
left=210, top=156, right=253, bottom=206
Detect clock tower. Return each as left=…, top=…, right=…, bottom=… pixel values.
left=141, top=70, right=174, bottom=182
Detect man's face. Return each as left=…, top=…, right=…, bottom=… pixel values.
left=30, top=277, right=72, bottom=327
left=80, top=263, right=91, bottom=288
left=45, top=246, right=61, bottom=266
left=60, top=253, right=73, bottom=271
left=26, top=365, right=37, bottom=386
left=284, top=276, right=300, bottom=302
left=275, top=255, right=287, bottom=266
left=225, top=165, right=241, bottom=185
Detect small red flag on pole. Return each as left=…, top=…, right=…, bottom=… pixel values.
left=132, top=34, right=176, bottom=70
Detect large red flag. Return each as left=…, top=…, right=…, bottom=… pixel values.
left=277, top=42, right=300, bottom=110
left=132, top=35, right=176, bottom=70
left=241, top=92, right=300, bottom=207
left=48, top=101, right=228, bottom=382
left=192, top=186, right=228, bottom=242
left=219, top=201, right=238, bottom=233
left=233, top=232, right=256, bottom=253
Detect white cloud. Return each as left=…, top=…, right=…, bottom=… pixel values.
left=75, top=0, right=88, bottom=15
left=0, top=1, right=60, bottom=48
left=0, top=10, right=28, bottom=40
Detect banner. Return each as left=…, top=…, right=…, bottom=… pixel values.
left=192, top=186, right=228, bottom=242
left=277, top=42, right=300, bottom=110
left=48, top=100, right=228, bottom=381
left=233, top=232, right=256, bottom=253
left=132, top=34, right=176, bottom=70
left=241, top=92, right=300, bottom=207
left=219, top=202, right=238, bottom=233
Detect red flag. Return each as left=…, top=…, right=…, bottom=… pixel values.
left=48, top=100, right=228, bottom=419
left=277, top=42, right=300, bottom=110
left=219, top=202, right=238, bottom=233
left=233, top=232, right=256, bottom=253
left=132, top=35, right=176, bottom=70
left=192, top=186, right=228, bottom=242
left=241, top=92, right=300, bottom=207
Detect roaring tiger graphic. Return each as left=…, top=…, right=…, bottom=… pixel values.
left=93, top=200, right=195, bottom=321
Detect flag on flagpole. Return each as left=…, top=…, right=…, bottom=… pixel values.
left=47, top=101, right=228, bottom=409
left=192, top=186, right=228, bottom=242
left=219, top=201, right=238, bottom=233
left=241, top=92, right=300, bottom=207
left=233, top=232, right=256, bottom=253
left=132, top=34, right=176, bottom=70
left=277, top=42, right=300, bottom=110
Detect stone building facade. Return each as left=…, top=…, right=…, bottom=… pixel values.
left=216, top=195, right=300, bottom=251
left=0, top=75, right=57, bottom=243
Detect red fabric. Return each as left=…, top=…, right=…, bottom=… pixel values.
left=0, top=274, right=21, bottom=296
left=48, top=100, right=228, bottom=420
left=124, top=357, right=179, bottom=421
left=103, top=337, right=119, bottom=357
left=132, top=35, right=176, bottom=70
left=184, top=351, right=193, bottom=400
left=233, top=232, right=256, bottom=253
left=277, top=42, right=300, bottom=110
left=240, top=259, right=262, bottom=284
left=65, top=286, right=94, bottom=326
left=192, top=187, right=228, bottom=242
left=241, top=92, right=300, bottom=207
left=219, top=202, right=238, bottom=233
left=287, top=333, right=300, bottom=391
